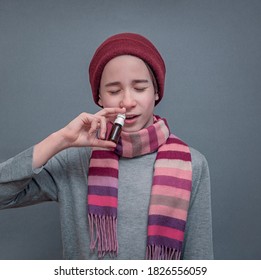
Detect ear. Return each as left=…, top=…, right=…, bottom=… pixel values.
left=98, top=95, right=103, bottom=107
left=155, top=93, right=159, bottom=101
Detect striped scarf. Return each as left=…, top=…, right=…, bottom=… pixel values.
left=87, top=116, right=192, bottom=259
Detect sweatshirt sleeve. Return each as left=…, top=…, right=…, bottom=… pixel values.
left=181, top=148, right=214, bottom=260
left=0, top=146, right=59, bottom=209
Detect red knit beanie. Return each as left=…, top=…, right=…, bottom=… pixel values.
left=89, top=33, right=166, bottom=106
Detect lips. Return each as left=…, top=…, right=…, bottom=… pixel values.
left=125, top=114, right=139, bottom=124
left=126, top=115, right=137, bottom=119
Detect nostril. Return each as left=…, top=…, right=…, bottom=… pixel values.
left=121, top=97, right=137, bottom=108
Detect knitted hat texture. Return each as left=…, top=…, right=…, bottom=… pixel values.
left=89, top=33, right=166, bottom=106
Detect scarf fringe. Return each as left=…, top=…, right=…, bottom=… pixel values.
left=146, top=244, right=181, bottom=260
left=88, top=213, right=118, bottom=258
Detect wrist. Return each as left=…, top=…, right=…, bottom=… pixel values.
left=32, top=130, right=68, bottom=169
left=56, top=127, right=76, bottom=149
left=51, top=129, right=71, bottom=151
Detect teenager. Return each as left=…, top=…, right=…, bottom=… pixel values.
left=0, top=33, right=213, bottom=260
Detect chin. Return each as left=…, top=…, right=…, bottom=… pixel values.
left=122, top=124, right=147, bottom=133
left=122, top=128, right=138, bottom=133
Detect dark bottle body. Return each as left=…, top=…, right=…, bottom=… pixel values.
left=108, top=113, right=125, bottom=144
left=108, top=123, right=122, bottom=143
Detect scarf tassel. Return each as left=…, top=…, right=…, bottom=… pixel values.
left=146, top=244, right=181, bottom=260
left=88, top=213, right=118, bottom=258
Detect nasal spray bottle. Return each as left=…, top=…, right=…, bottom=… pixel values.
left=108, top=114, right=126, bottom=143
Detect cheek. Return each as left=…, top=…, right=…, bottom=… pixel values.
left=142, top=95, right=157, bottom=110
left=99, top=95, right=121, bottom=108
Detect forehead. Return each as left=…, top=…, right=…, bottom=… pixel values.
left=104, top=55, right=148, bottom=70
left=101, top=55, right=151, bottom=82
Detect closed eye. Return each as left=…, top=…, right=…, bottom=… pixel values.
left=132, top=79, right=149, bottom=92
left=134, top=87, right=148, bottom=92
left=105, top=81, right=121, bottom=95
left=108, top=89, right=121, bottom=94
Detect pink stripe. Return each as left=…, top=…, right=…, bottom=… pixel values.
left=155, top=159, right=192, bottom=171
left=162, top=121, right=170, bottom=138
left=149, top=205, right=188, bottom=221
left=157, top=121, right=168, bottom=145
left=151, top=185, right=191, bottom=201
left=160, top=143, right=190, bottom=153
left=158, top=120, right=169, bottom=137
left=154, top=167, right=192, bottom=180
left=88, top=195, right=117, bottom=207
left=88, top=176, right=118, bottom=188
left=90, top=158, right=118, bottom=169
left=147, top=125, right=158, bottom=152
left=121, top=133, right=133, bottom=157
left=168, top=135, right=187, bottom=144
left=140, top=129, right=151, bottom=154
left=148, top=225, right=184, bottom=241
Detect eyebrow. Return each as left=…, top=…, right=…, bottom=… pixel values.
left=105, top=79, right=149, bottom=87
left=132, top=79, right=149, bottom=84
left=105, top=81, right=121, bottom=87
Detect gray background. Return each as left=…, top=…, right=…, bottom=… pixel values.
left=0, top=0, right=260, bottom=259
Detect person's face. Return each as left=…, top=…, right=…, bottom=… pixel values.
left=98, top=55, right=159, bottom=132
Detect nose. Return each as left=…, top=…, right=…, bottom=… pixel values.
left=119, top=90, right=137, bottom=109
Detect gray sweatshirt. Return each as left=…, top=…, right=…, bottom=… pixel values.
left=0, top=146, right=213, bottom=260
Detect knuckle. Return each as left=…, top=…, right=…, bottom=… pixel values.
left=79, top=112, right=88, bottom=119
left=102, top=108, right=109, bottom=114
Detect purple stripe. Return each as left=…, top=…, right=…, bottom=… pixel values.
left=148, top=215, right=186, bottom=231
left=91, top=150, right=118, bottom=159
left=115, top=137, right=123, bottom=156
left=147, top=236, right=182, bottom=250
left=130, top=133, right=142, bottom=156
left=88, top=185, right=118, bottom=197
left=153, top=175, right=192, bottom=190
left=88, top=205, right=117, bottom=217
left=157, top=151, right=191, bottom=161
left=88, top=167, right=118, bottom=177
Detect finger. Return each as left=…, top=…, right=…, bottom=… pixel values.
left=88, top=117, right=101, bottom=135
left=95, top=107, right=126, bottom=118
left=99, top=116, right=107, bottom=140
left=92, top=139, right=117, bottom=149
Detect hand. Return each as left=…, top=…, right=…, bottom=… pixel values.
left=33, top=107, right=126, bottom=169
left=60, top=107, right=126, bottom=149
